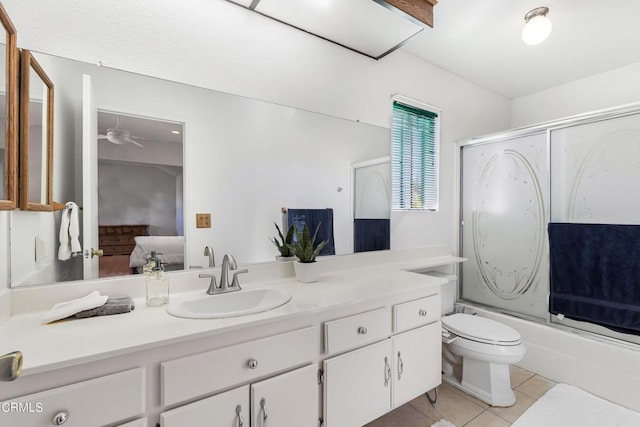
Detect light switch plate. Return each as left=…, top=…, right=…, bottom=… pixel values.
left=196, top=213, right=211, bottom=228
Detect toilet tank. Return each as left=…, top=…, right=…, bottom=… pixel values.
left=422, top=271, right=458, bottom=315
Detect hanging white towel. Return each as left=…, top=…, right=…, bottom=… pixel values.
left=58, top=202, right=82, bottom=261
left=42, top=291, right=108, bottom=324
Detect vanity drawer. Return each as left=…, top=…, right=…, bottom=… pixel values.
left=162, top=326, right=317, bottom=407
left=393, top=294, right=440, bottom=333
left=118, top=418, right=148, bottom=427
left=324, top=307, right=390, bottom=355
left=0, top=368, right=144, bottom=427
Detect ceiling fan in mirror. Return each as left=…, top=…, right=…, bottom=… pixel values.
left=98, top=115, right=145, bottom=147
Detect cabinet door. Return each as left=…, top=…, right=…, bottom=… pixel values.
left=161, top=385, right=249, bottom=427
left=251, top=364, right=318, bottom=427
left=392, top=322, right=441, bottom=407
left=324, top=339, right=393, bottom=427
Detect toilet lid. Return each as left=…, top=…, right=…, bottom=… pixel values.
left=442, top=313, right=521, bottom=345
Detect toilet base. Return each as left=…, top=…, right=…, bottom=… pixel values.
left=442, top=359, right=516, bottom=407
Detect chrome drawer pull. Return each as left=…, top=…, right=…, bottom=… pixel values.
left=419, top=309, right=428, bottom=317
left=384, top=356, right=391, bottom=387
left=260, top=397, right=269, bottom=427
left=247, top=359, right=259, bottom=369
left=236, top=404, right=244, bottom=427
left=52, top=410, right=69, bottom=425
left=397, top=352, right=404, bottom=381
left=357, top=326, right=368, bottom=335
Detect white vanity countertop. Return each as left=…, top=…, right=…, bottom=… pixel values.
left=0, top=250, right=465, bottom=376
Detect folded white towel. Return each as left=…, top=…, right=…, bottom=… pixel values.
left=42, top=291, right=108, bottom=324
left=58, top=202, right=82, bottom=261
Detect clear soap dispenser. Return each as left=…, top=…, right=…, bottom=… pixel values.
left=146, top=257, right=169, bottom=307
left=143, top=251, right=162, bottom=276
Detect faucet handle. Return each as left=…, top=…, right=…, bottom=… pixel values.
left=199, top=273, right=218, bottom=294
left=231, top=269, right=249, bottom=289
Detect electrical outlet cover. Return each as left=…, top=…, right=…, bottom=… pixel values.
left=196, top=213, right=211, bottom=228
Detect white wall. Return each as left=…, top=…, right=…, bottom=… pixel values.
left=511, top=62, right=640, bottom=127
left=98, top=161, right=179, bottom=236
left=3, top=1, right=511, bottom=287
left=8, top=50, right=80, bottom=287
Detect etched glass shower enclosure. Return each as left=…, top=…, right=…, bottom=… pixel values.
left=460, top=132, right=549, bottom=319
left=550, top=113, right=640, bottom=225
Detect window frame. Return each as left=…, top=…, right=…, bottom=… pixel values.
left=390, top=100, right=440, bottom=212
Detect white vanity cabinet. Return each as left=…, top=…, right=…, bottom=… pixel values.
left=160, top=327, right=319, bottom=427
left=324, top=339, right=394, bottom=426
left=161, top=385, right=249, bottom=427
left=0, top=251, right=455, bottom=427
left=323, top=294, right=441, bottom=427
left=161, top=364, right=318, bottom=427
left=0, top=368, right=145, bottom=427
left=392, top=322, right=441, bottom=407
left=161, top=327, right=317, bottom=407
left=250, top=364, right=319, bottom=427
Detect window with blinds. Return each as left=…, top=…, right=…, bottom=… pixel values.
left=391, top=101, right=439, bottom=211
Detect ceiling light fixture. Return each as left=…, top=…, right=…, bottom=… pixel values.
left=171, top=130, right=180, bottom=135
left=522, top=6, right=552, bottom=46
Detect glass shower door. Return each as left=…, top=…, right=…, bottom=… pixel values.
left=460, top=132, right=549, bottom=319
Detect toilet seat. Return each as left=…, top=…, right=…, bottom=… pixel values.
left=442, top=313, right=521, bottom=346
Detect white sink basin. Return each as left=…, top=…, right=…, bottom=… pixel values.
left=167, top=287, right=291, bottom=319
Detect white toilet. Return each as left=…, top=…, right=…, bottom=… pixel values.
left=441, top=313, right=526, bottom=407
left=431, top=272, right=526, bottom=407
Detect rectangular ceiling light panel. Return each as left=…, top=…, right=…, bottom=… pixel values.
left=227, top=0, right=255, bottom=7
left=256, top=0, right=423, bottom=58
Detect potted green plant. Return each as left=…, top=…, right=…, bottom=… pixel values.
left=286, top=223, right=328, bottom=283
left=270, top=222, right=296, bottom=261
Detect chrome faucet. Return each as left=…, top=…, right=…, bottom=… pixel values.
left=203, top=246, right=215, bottom=267
left=199, top=254, right=248, bottom=295
left=219, top=254, right=237, bottom=291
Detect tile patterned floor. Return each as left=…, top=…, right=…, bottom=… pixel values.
left=366, top=366, right=556, bottom=427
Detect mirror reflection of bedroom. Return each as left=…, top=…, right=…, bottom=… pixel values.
left=96, top=111, right=184, bottom=278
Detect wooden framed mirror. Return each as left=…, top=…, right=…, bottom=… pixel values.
left=19, top=49, right=54, bottom=211
left=0, top=4, right=18, bottom=210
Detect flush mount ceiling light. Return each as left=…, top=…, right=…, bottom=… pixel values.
left=522, top=6, right=552, bottom=45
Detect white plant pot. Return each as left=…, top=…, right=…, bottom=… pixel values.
left=293, top=261, right=320, bottom=283
left=275, top=255, right=295, bottom=262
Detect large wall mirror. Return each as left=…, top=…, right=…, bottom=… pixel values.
left=19, top=49, right=53, bottom=211
left=9, top=51, right=389, bottom=287
left=0, top=3, right=18, bottom=210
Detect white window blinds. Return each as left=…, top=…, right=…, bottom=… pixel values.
left=391, top=101, right=439, bottom=211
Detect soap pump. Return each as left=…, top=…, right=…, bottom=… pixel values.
left=146, top=256, right=169, bottom=307
left=143, top=251, right=162, bottom=276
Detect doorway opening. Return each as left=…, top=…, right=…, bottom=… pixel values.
left=96, top=111, right=184, bottom=277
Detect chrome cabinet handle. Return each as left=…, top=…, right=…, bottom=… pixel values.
left=247, top=359, right=259, bottom=369
left=419, top=309, right=427, bottom=317
left=260, top=397, right=268, bottom=427
left=357, top=326, right=368, bottom=335
left=384, top=356, right=391, bottom=387
left=397, top=352, right=404, bottom=381
left=0, top=351, right=23, bottom=381
left=52, top=410, right=69, bottom=425
left=236, top=404, right=244, bottom=427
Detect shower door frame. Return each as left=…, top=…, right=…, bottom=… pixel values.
left=457, top=101, right=640, bottom=345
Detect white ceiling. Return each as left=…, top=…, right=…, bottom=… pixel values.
left=4, top=0, right=640, bottom=101
left=402, top=0, right=640, bottom=98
